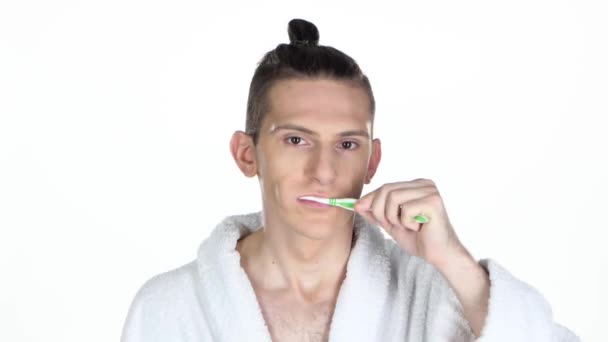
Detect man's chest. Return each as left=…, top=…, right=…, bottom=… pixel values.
left=257, top=295, right=336, bottom=342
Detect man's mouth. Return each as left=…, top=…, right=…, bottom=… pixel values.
left=297, top=194, right=332, bottom=209
left=297, top=199, right=330, bottom=209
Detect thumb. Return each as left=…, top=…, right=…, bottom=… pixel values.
left=354, top=191, right=375, bottom=212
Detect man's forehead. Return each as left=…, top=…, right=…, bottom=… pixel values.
left=267, top=79, right=371, bottom=116
left=262, top=79, right=374, bottom=137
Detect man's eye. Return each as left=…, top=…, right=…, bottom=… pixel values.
left=341, top=141, right=358, bottom=150
left=287, top=136, right=303, bottom=145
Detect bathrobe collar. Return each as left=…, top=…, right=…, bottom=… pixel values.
left=196, top=211, right=392, bottom=341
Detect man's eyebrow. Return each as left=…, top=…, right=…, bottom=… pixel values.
left=269, top=123, right=370, bottom=138
left=338, top=130, right=370, bottom=138
left=270, top=124, right=317, bottom=136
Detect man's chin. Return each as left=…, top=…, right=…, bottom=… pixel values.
left=289, top=212, right=353, bottom=239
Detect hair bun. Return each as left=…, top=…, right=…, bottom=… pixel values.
left=288, top=19, right=320, bottom=46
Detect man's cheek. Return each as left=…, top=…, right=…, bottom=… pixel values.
left=266, top=164, right=296, bottom=202
left=344, top=167, right=368, bottom=195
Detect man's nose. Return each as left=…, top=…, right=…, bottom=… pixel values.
left=307, top=147, right=338, bottom=185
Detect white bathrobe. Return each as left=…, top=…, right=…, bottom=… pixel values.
left=121, top=211, right=580, bottom=341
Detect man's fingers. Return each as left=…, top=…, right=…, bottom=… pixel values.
left=398, top=194, right=439, bottom=231
left=355, top=180, right=437, bottom=229
left=354, top=191, right=376, bottom=213
left=387, top=187, right=436, bottom=230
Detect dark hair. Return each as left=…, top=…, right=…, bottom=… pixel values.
left=245, top=18, right=375, bottom=144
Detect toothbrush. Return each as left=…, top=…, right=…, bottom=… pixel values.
left=299, top=196, right=429, bottom=224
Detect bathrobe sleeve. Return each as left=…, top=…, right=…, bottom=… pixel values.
left=120, top=275, right=181, bottom=342
left=473, top=259, right=581, bottom=342
left=120, top=277, right=164, bottom=342
left=120, top=264, right=211, bottom=342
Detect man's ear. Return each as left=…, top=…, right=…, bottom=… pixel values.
left=365, top=138, right=382, bottom=184
left=229, top=131, right=257, bottom=178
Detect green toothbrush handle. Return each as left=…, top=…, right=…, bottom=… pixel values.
left=413, top=215, right=429, bottom=224
left=332, top=198, right=429, bottom=223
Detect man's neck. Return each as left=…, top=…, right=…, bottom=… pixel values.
left=236, top=217, right=355, bottom=304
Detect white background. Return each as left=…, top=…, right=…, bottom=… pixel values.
left=1, top=0, right=606, bottom=341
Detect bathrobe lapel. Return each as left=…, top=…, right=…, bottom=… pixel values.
left=195, top=212, right=391, bottom=341
left=327, top=213, right=392, bottom=341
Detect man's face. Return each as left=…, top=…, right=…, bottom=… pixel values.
left=254, top=78, right=380, bottom=239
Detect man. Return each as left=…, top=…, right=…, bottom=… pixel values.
left=121, top=19, right=579, bottom=341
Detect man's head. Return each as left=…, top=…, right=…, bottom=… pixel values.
left=244, top=18, right=376, bottom=145
left=230, top=19, right=381, bottom=239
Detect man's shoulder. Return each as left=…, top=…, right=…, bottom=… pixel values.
left=121, top=261, right=212, bottom=341
left=130, top=261, right=199, bottom=309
